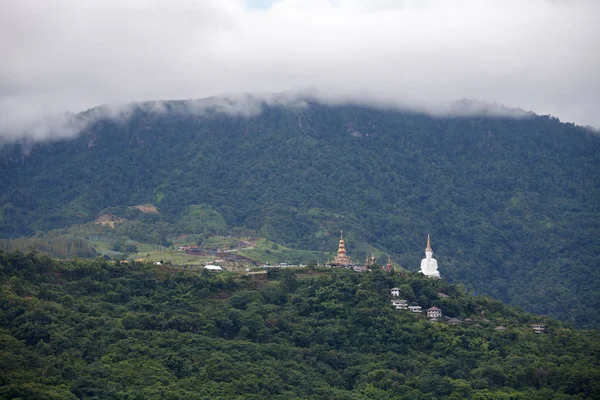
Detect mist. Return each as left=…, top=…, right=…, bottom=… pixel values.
left=0, top=0, right=598, bottom=140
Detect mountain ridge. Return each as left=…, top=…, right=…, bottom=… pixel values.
left=0, top=94, right=552, bottom=145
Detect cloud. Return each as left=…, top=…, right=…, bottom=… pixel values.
left=0, top=0, right=599, bottom=140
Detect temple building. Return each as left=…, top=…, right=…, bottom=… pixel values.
left=331, top=231, right=353, bottom=266
left=327, top=231, right=397, bottom=272
left=363, top=253, right=376, bottom=269
left=385, top=257, right=393, bottom=272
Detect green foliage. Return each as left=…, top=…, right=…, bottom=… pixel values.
left=0, top=236, right=96, bottom=259
left=1, top=251, right=598, bottom=399
left=176, top=204, right=228, bottom=235
left=0, top=102, right=599, bottom=329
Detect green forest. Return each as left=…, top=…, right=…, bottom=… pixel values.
left=0, top=100, right=598, bottom=328
left=1, top=251, right=599, bottom=399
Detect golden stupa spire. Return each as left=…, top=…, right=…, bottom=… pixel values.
left=333, top=229, right=352, bottom=265
left=337, top=231, right=347, bottom=257
left=338, top=231, right=345, bottom=249
left=426, top=234, right=432, bottom=252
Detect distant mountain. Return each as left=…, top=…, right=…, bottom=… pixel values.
left=1, top=98, right=599, bottom=328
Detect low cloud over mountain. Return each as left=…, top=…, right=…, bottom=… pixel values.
left=1, top=0, right=598, bottom=139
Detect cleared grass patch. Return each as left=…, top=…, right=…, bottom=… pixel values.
left=237, top=238, right=329, bottom=265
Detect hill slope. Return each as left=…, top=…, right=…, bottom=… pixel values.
left=1, top=251, right=599, bottom=399
left=0, top=99, right=599, bottom=327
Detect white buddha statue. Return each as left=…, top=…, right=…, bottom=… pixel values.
left=420, top=234, right=440, bottom=278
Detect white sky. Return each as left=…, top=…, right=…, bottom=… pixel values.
left=1, top=0, right=599, bottom=139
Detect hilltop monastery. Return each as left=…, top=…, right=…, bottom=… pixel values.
left=326, top=231, right=441, bottom=278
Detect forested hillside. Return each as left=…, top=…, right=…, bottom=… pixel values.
left=0, top=100, right=599, bottom=327
left=1, top=251, right=598, bottom=399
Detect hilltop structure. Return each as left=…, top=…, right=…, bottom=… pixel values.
left=363, top=253, right=376, bottom=269
left=420, top=234, right=441, bottom=278
left=330, top=231, right=353, bottom=266
left=385, top=257, right=393, bottom=272
left=327, top=231, right=384, bottom=270
left=327, top=231, right=399, bottom=272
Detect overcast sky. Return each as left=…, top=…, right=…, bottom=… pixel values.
left=1, top=0, right=599, bottom=139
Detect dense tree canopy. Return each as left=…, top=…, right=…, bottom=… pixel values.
left=0, top=251, right=599, bottom=399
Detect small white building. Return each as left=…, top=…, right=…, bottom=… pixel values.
left=408, top=305, right=422, bottom=313
left=204, top=265, right=223, bottom=271
left=391, top=299, right=408, bottom=310
left=427, top=306, right=442, bottom=319
left=531, top=324, right=545, bottom=334
left=390, top=288, right=400, bottom=297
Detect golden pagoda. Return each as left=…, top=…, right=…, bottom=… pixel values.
left=332, top=230, right=353, bottom=265
left=364, top=253, right=376, bottom=269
